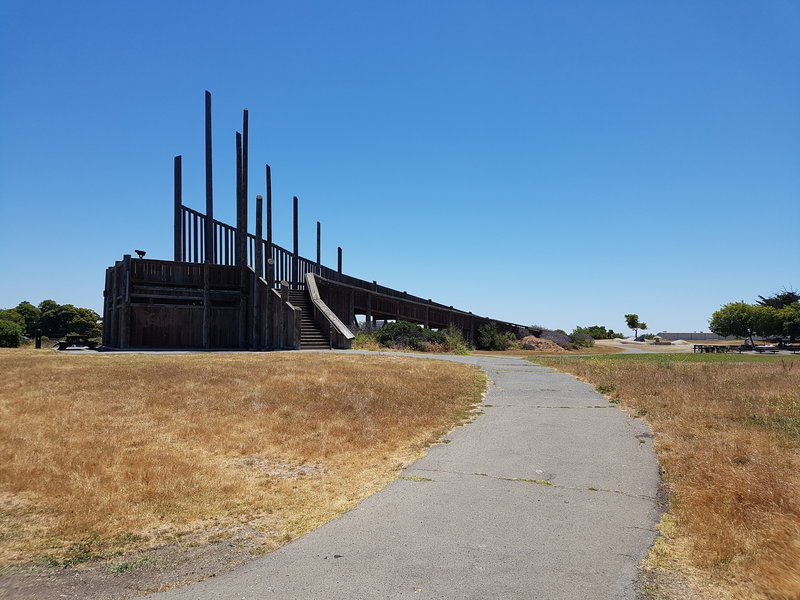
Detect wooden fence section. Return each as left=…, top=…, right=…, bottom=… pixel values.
left=173, top=204, right=528, bottom=341
left=103, top=256, right=301, bottom=350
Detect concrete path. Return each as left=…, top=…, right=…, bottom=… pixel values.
left=145, top=354, right=661, bottom=600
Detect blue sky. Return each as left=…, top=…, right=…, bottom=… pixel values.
left=1, top=1, right=798, bottom=334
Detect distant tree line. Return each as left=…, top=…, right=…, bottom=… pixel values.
left=0, top=300, right=101, bottom=347
left=572, top=325, right=625, bottom=340
left=709, top=288, right=800, bottom=343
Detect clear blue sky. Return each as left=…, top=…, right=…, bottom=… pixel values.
left=1, top=1, right=798, bottom=334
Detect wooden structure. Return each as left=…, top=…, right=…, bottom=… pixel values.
left=103, top=92, right=530, bottom=350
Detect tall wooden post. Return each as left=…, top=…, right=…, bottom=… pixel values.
left=292, top=196, right=299, bottom=286
left=337, top=247, right=342, bottom=275
left=266, top=165, right=273, bottom=284
left=235, top=132, right=247, bottom=347
left=241, top=109, right=249, bottom=264
left=316, top=221, right=321, bottom=266
left=235, top=132, right=245, bottom=267
left=173, top=155, right=182, bottom=262
left=204, top=91, right=214, bottom=263
left=254, top=194, right=263, bottom=349
left=265, top=165, right=274, bottom=348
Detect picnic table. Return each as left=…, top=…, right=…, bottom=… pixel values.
left=754, top=345, right=779, bottom=354
left=55, top=335, right=98, bottom=351
left=693, top=344, right=739, bottom=354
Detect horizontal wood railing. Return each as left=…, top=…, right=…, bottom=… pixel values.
left=178, top=205, right=528, bottom=332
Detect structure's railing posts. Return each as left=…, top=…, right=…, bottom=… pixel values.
left=316, top=221, right=321, bottom=266
left=337, top=247, right=342, bottom=275
left=204, top=91, right=214, bottom=263
left=174, top=155, right=182, bottom=261
left=292, top=196, right=299, bottom=287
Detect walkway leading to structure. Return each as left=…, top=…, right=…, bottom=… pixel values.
left=145, top=353, right=661, bottom=600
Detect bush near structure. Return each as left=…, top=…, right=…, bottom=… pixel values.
left=356, top=321, right=472, bottom=354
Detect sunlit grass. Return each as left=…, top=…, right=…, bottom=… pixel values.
left=0, top=349, right=484, bottom=566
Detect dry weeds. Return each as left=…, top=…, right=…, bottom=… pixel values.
left=471, top=345, right=624, bottom=357
left=534, top=354, right=800, bottom=600
left=0, top=349, right=483, bottom=567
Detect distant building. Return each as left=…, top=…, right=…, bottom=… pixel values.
left=656, top=331, right=755, bottom=341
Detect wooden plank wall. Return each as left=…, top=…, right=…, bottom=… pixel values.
left=102, top=257, right=301, bottom=350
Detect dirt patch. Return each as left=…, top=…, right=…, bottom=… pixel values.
left=226, top=456, right=325, bottom=478
left=0, top=523, right=285, bottom=600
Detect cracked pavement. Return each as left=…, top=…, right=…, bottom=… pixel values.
left=145, top=354, right=661, bottom=600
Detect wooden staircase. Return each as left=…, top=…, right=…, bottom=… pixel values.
left=287, top=289, right=330, bottom=350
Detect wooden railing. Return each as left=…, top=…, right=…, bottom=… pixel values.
left=178, top=205, right=528, bottom=331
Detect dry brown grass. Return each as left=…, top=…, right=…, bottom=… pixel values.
left=471, top=345, right=625, bottom=357
left=533, top=354, right=800, bottom=600
left=0, top=349, right=483, bottom=566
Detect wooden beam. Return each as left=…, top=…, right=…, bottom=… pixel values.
left=254, top=194, right=263, bottom=348
left=316, top=221, right=321, bottom=265
left=337, top=246, right=342, bottom=275
left=204, top=91, right=214, bottom=263
left=266, top=164, right=274, bottom=287
left=241, top=109, right=249, bottom=264
left=293, top=196, right=299, bottom=285
left=173, top=155, right=182, bottom=262
left=235, top=132, right=245, bottom=266
left=266, top=165, right=273, bottom=244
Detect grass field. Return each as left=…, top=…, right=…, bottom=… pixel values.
left=471, top=344, right=625, bottom=356
left=0, top=349, right=484, bottom=569
left=532, top=353, right=800, bottom=600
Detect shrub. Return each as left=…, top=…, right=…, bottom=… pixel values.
left=570, top=331, right=595, bottom=348
left=476, top=322, right=516, bottom=351
left=0, top=319, right=24, bottom=348
left=443, top=327, right=471, bottom=355
left=352, top=332, right=380, bottom=351
left=374, top=321, right=448, bottom=352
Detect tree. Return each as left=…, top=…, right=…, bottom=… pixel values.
left=709, top=302, right=763, bottom=342
left=0, top=309, right=24, bottom=327
left=777, top=304, right=800, bottom=341
left=573, top=325, right=623, bottom=340
left=38, top=303, right=101, bottom=339
left=756, top=287, right=800, bottom=309
left=0, top=320, right=24, bottom=347
left=624, top=314, right=648, bottom=338
left=13, top=301, right=41, bottom=336
left=38, top=299, right=59, bottom=314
